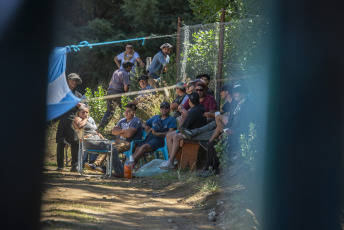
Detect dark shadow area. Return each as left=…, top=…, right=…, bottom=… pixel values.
left=263, top=0, right=344, bottom=229
left=0, top=0, right=55, bottom=229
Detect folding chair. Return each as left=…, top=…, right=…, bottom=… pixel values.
left=76, top=128, right=113, bottom=178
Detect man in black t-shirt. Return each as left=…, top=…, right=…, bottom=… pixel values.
left=170, top=82, right=186, bottom=118
left=159, top=92, right=207, bottom=170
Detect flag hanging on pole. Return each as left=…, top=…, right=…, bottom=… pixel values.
left=46, top=47, right=81, bottom=121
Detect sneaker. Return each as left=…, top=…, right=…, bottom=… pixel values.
left=180, top=129, right=193, bottom=140
left=84, top=163, right=96, bottom=171
left=95, top=166, right=106, bottom=174
left=173, top=159, right=179, bottom=165
left=159, top=160, right=175, bottom=170
left=56, top=167, right=63, bottom=172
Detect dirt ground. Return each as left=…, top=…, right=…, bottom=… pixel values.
left=41, top=125, right=259, bottom=230
left=41, top=166, right=221, bottom=230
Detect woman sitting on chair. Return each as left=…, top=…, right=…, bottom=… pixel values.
left=73, top=104, right=124, bottom=177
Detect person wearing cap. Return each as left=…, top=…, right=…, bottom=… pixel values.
left=146, top=43, right=173, bottom=87
left=199, top=84, right=257, bottom=177
left=55, top=73, right=83, bottom=172
left=98, top=61, right=134, bottom=130
left=85, top=104, right=143, bottom=177
left=170, top=82, right=187, bottom=118
left=179, top=84, right=235, bottom=143
left=159, top=92, right=208, bottom=170
left=114, top=43, right=145, bottom=75
left=196, top=74, right=214, bottom=96
left=128, top=75, right=154, bottom=105
left=181, top=82, right=217, bottom=113
left=131, top=102, right=177, bottom=164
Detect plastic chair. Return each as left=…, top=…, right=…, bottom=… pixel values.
left=141, top=138, right=169, bottom=165
left=76, top=128, right=113, bottom=178
left=122, top=130, right=147, bottom=159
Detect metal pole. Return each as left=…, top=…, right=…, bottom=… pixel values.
left=216, top=9, right=225, bottom=104
left=176, top=17, right=182, bottom=81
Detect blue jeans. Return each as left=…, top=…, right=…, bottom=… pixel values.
left=82, top=152, right=97, bottom=166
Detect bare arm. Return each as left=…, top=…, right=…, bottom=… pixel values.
left=112, top=125, right=124, bottom=135
left=170, top=102, right=179, bottom=111
left=124, top=85, right=129, bottom=92
left=142, top=122, right=152, bottom=133
left=121, top=127, right=137, bottom=138
left=114, top=56, right=121, bottom=69
left=204, top=112, right=215, bottom=118
left=151, top=127, right=175, bottom=137
left=73, top=116, right=88, bottom=129
left=136, top=57, right=145, bottom=67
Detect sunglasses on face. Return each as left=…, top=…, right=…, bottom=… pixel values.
left=195, top=89, right=204, bottom=92
left=126, top=47, right=133, bottom=49
left=160, top=106, right=169, bottom=109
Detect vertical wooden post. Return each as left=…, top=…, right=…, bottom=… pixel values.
left=176, top=17, right=182, bottom=81
left=216, top=9, right=225, bottom=104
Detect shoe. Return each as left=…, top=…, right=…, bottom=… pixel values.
left=159, top=160, right=175, bottom=170
left=180, top=129, right=193, bottom=140
left=173, top=159, right=179, bottom=165
left=95, top=166, right=106, bottom=174
left=70, top=166, right=78, bottom=172
left=56, top=167, right=63, bottom=172
left=200, top=168, right=219, bottom=178
left=84, top=163, right=96, bottom=171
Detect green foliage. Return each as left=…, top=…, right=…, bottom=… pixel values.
left=85, top=86, right=107, bottom=124
left=214, top=133, right=230, bottom=171
left=239, top=122, right=258, bottom=172
left=196, top=179, right=220, bottom=193
left=136, top=93, right=172, bottom=121
left=55, top=0, right=200, bottom=90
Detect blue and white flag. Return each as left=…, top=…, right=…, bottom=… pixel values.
left=46, top=47, right=81, bottom=121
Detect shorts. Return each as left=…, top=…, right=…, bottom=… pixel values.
left=136, top=136, right=164, bottom=151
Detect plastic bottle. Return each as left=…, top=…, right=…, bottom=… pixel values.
left=124, top=156, right=135, bottom=179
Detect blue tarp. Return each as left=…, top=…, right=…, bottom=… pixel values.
left=46, top=47, right=81, bottom=121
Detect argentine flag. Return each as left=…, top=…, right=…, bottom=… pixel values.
left=46, top=47, right=81, bottom=121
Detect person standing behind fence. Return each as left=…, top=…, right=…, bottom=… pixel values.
left=146, top=43, right=173, bottom=88
left=97, top=61, right=134, bottom=131
left=114, top=43, right=145, bottom=75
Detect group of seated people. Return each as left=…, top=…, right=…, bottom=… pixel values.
left=73, top=73, right=256, bottom=178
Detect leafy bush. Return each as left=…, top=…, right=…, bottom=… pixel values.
left=135, top=93, right=173, bottom=121
left=214, top=132, right=230, bottom=171
left=239, top=122, right=258, bottom=172
left=85, top=86, right=107, bottom=124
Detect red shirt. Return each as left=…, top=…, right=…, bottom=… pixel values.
left=182, top=93, right=218, bottom=112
